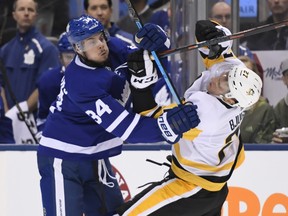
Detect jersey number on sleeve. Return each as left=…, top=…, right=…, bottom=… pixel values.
left=86, top=99, right=112, bottom=124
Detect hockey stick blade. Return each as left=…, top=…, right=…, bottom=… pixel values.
left=159, top=19, right=288, bottom=58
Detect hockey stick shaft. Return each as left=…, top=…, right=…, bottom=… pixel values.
left=125, top=0, right=182, bottom=105
left=159, top=19, right=288, bottom=58
left=0, top=60, right=38, bottom=144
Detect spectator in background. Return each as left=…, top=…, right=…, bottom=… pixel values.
left=36, top=32, right=75, bottom=138
left=117, top=0, right=153, bottom=35
left=272, top=58, right=288, bottom=143
left=0, top=0, right=60, bottom=144
left=209, top=1, right=254, bottom=59
left=246, top=0, right=288, bottom=50
left=238, top=55, right=276, bottom=143
left=83, top=0, right=135, bottom=46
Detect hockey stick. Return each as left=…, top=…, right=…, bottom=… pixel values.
left=0, top=60, right=38, bottom=144
left=159, top=19, right=288, bottom=58
left=125, top=0, right=182, bottom=105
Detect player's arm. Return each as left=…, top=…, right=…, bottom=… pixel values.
left=126, top=49, right=200, bottom=143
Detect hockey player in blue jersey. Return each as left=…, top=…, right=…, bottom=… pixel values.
left=36, top=32, right=75, bottom=137
left=37, top=14, right=200, bottom=216
left=84, top=0, right=172, bottom=106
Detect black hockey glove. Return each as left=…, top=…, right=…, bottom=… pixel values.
left=127, top=49, right=158, bottom=90
left=158, top=102, right=200, bottom=144
left=195, top=20, right=227, bottom=59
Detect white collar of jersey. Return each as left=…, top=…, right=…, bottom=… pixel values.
left=75, top=55, right=97, bottom=70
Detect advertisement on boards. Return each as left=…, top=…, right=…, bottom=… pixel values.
left=110, top=149, right=288, bottom=216
left=253, top=51, right=288, bottom=106
left=0, top=147, right=287, bottom=215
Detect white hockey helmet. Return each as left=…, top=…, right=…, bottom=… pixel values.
left=224, top=65, right=262, bottom=108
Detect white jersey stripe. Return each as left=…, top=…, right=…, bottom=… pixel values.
left=115, top=34, right=135, bottom=47
left=53, top=158, right=66, bottom=216
left=40, top=136, right=122, bottom=154
left=121, top=114, right=141, bottom=141
left=32, top=38, right=43, bottom=53
left=106, top=110, right=129, bottom=133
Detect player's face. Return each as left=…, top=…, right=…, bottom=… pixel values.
left=80, top=33, right=109, bottom=63
left=207, top=72, right=230, bottom=95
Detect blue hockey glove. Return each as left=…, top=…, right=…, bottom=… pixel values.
left=134, top=23, right=171, bottom=52
left=127, top=49, right=158, bottom=89
left=195, top=20, right=232, bottom=59
left=157, top=103, right=200, bottom=144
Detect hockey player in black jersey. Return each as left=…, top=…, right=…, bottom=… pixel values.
left=37, top=14, right=200, bottom=216
left=115, top=20, right=263, bottom=216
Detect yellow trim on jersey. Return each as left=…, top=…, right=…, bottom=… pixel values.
left=202, top=49, right=235, bottom=69
left=171, top=146, right=245, bottom=192
left=140, top=105, right=160, bottom=117
left=182, top=128, right=202, bottom=140
left=234, top=147, right=245, bottom=169
left=125, top=178, right=199, bottom=216
left=171, top=163, right=225, bottom=191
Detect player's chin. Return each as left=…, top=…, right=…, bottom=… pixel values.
left=100, top=52, right=109, bottom=61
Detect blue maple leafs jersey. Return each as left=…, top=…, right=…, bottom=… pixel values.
left=36, top=66, right=64, bottom=132
left=38, top=37, right=165, bottom=160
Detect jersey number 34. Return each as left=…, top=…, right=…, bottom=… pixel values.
left=86, top=99, right=112, bottom=124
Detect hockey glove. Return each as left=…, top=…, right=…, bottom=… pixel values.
left=127, top=49, right=158, bottom=89
left=157, top=102, right=200, bottom=144
left=195, top=20, right=232, bottom=59
left=134, top=23, right=171, bottom=52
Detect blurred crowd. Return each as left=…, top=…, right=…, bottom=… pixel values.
left=0, top=0, right=288, bottom=144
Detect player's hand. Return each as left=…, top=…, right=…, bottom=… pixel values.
left=196, top=20, right=225, bottom=41
left=157, top=102, right=200, bottom=144
left=127, top=49, right=158, bottom=89
left=195, top=20, right=232, bottom=59
left=134, top=23, right=171, bottom=52
left=272, top=130, right=288, bottom=143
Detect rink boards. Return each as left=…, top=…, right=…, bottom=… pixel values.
left=0, top=144, right=287, bottom=216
